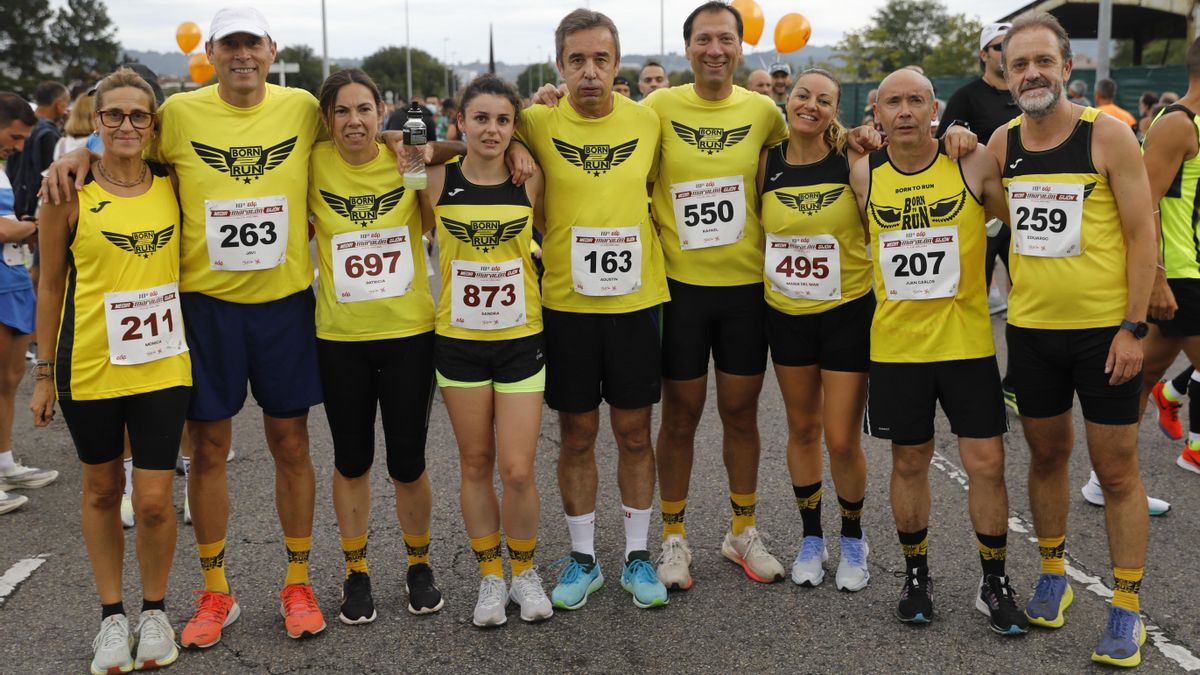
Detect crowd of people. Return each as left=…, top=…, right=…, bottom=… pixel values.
left=0, top=1, right=1193, bottom=672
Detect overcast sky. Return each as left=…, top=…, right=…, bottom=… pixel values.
left=70, top=0, right=1021, bottom=64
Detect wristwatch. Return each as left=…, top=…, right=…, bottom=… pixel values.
left=1119, top=320, right=1149, bottom=339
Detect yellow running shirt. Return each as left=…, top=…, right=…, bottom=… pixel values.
left=1002, top=108, right=1127, bottom=329
left=433, top=161, right=541, bottom=341
left=865, top=143, right=993, bottom=363
left=57, top=163, right=192, bottom=400
left=644, top=85, right=788, bottom=286
left=309, top=141, right=433, bottom=341
left=761, top=144, right=871, bottom=315
left=516, top=94, right=668, bottom=313
left=152, top=84, right=320, bottom=304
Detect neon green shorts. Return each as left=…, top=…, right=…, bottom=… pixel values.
left=436, top=366, right=545, bottom=393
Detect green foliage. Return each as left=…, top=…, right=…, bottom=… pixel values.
left=50, top=0, right=121, bottom=83
left=1113, top=39, right=1188, bottom=68
left=515, top=62, right=556, bottom=97
left=668, top=70, right=695, bottom=86
left=361, top=46, right=452, bottom=102
left=834, top=0, right=983, bottom=80
left=0, top=0, right=54, bottom=95
left=275, top=45, right=327, bottom=95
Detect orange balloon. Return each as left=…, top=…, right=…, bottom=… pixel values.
left=775, top=13, right=812, bottom=54
left=730, top=0, right=765, bottom=46
left=188, top=53, right=215, bottom=84
left=176, top=21, right=201, bottom=54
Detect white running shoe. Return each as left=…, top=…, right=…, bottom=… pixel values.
left=183, top=495, right=191, bottom=525
left=721, top=527, right=786, bottom=583
left=120, top=495, right=134, bottom=529
left=0, top=462, right=59, bottom=491
left=226, top=447, right=235, bottom=462
left=791, top=536, right=828, bottom=586
left=1080, top=470, right=1171, bottom=516
left=656, top=534, right=694, bottom=590
left=0, top=489, right=27, bottom=515
left=135, top=609, right=178, bottom=670
left=836, top=536, right=871, bottom=591
left=509, top=568, right=553, bottom=622
left=90, top=614, right=134, bottom=675
left=472, top=575, right=507, bottom=627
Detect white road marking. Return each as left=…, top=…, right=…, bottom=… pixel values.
left=0, top=554, right=48, bottom=605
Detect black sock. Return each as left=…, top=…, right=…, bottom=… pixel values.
left=898, top=528, right=928, bottom=571
left=141, top=598, right=165, bottom=613
left=1172, top=366, right=1194, bottom=397
left=976, top=532, right=1007, bottom=578
left=792, top=483, right=823, bottom=538
left=1190, top=377, right=1200, bottom=442
left=101, top=601, right=125, bottom=619
left=838, top=495, right=864, bottom=539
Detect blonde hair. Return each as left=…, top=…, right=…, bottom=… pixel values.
left=795, top=68, right=847, bottom=154
left=94, top=67, right=159, bottom=128
left=63, top=92, right=94, bottom=137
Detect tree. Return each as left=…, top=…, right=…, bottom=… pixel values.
left=361, top=46, right=451, bottom=102
left=49, top=0, right=120, bottom=84
left=1113, top=38, right=1187, bottom=68
left=668, top=70, right=695, bottom=86
left=0, top=0, right=53, bottom=95
left=275, top=45, right=325, bottom=94
left=921, top=13, right=984, bottom=77
left=516, top=62, right=556, bottom=97
left=834, top=0, right=980, bottom=80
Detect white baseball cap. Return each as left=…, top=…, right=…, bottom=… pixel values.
left=210, top=7, right=271, bottom=43
left=979, top=22, right=1011, bottom=51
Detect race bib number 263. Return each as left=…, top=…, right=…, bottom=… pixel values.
left=205, top=195, right=289, bottom=271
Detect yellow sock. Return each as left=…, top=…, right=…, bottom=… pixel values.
left=730, top=491, right=757, bottom=536
left=470, top=532, right=504, bottom=578
left=1038, top=535, right=1066, bottom=575
left=197, top=540, right=230, bottom=594
left=507, top=536, right=536, bottom=576
left=661, top=498, right=687, bottom=540
left=1113, top=567, right=1143, bottom=612
left=340, top=533, right=368, bottom=577
left=404, top=531, right=431, bottom=567
left=284, top=535, right=312, bottom=586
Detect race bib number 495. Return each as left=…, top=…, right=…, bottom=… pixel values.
left=331, top=226, right=415, bottom=303
left=205, top=194, right=288, bottom=271
left=878, top=226, right=961, bottom=300
left=103, top=282, right=187, bottom=365
left=671, top=175, right=747, bottom=250
left=765, top=234, right=841, bottom=300
left=1008, top=181, right=1083, bottom=258
left=571, top=225, right=642, bottom=296
left=450, top=258, right=526, bottom=330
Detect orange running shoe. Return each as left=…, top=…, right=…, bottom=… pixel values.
left=180, top=590, right=240, bottom=649
left=1178, top=444, right=1200, bottom=475
left=1151, top=381, right=1184, bottom=440
left=279, top=584, right=326, bottom=639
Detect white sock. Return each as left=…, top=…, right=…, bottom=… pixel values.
left=622, top=505, right=652, bottom=559
left=1190, top=369, right=1200, bottom=386
left=0, top=450, right=13, bottom=472
left=123, top=458, right=134, bottom=498
left=182, top=456, right=191, bottom=479
left=565, top=512, right=595, bottom=558
left=1189, top=432, right=1200, bottom=446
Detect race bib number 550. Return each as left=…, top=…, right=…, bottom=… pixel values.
left=205, top=194, right=288, bottom=270
left=671, top=175, right=747, bottom=250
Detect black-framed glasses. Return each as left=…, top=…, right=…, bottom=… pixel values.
left=97, top=109, right=155, bottom=129
left=986, top=44, right=1004, bottom=53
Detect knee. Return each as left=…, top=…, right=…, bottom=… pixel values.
left=891, top=451, right=929, bottom=480
left=132, top=491, right=173, bottom=528
left=559, top=423, right=597, bottom=457
left=1093, top=459, right=1141, bottom=496
left=499, top=462, right=535, bottom=492
left=614, top=428, right=652, bottom=456
left=787, top=421, right=824, bottom=450
left=460, top=452, right=494, bottom=484
left=84, top=478, right=122, bottom=510
left=335, top=452, right=371, bottom=480
left=962, top=450, right=1005, bottom=484
left=387, top=455, right=426, bottom=484
left=825, top=435, right=862, bottom=463
left=717, top=397, right=758, bottom=429
left=0, top=361, right=23, bottom=391
left=1028, top=444, right=1069, bottom=471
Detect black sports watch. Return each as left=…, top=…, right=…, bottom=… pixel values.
left=1120, top=320, right=1149, bottom=339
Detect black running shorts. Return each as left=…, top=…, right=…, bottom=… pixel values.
left=1150, top=279, right=1200, bottom=338
left=662, top=279, right=767, bottom=380
left=865, top=357, right=1007, bottom=445
left=766, top=292, right=873, bottom=372
left=543, top=306, right=661, bottom=413
left=60, top=386, right=190, bottom=471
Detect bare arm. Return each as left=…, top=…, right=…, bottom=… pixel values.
left=38, top=148, right=99, bottom=205
left=417, top=163, right=446, bottom=235
left=0, top=216, right=36, bottom=243
left=963, top=146, right=1009, bottom=225
left=526, top=168, right=546, bottom=235
left=1141, top=111, right=1198, bottom=320
left=30, top=199, right=76, bottom=427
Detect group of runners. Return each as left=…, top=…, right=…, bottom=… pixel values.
left=12, top=1, right=1197, bottom=672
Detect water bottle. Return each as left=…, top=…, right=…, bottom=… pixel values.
left=402, top=102, right=428, bottom=191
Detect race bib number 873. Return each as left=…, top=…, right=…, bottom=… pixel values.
left=450, top=258, right=526, bottom=330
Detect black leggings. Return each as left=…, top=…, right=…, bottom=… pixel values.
left=316, top=333, right=435, bottom=483
left=60, top=386, right=190, bottom=471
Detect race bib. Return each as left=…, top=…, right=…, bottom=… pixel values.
left=103, top=282, right=187, bottom=365
left=450, top=258, right=526, bottom=330
left=1008, top=182, right=1083, bottom=258
left=331, top=226, right=415, bottom=303
left=671, top=175, right=747, bottom=250
left=765, top=233, right=841, bottom=300
left=878, top=226, right=961, bottom=300
left=3, top=243, right=24, bottom=267
left=205, top=195, right=288, bottom=270
left=570, top=226, right=642, bottom=296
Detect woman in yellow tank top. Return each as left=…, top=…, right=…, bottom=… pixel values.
left=31, top=68, right=189, bottom=674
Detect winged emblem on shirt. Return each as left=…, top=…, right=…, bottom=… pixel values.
left=191, top=136, right=298, bottom=184
left=552, top=138, right=639, bottom=177
left=776, top=187, right=845, bottom=216
left=320, top=187, right=406, bottom=226
left=869, top=190, right=966, bottom=230
left=101, top=225, right=175, bottom=259
left=671, top=121, right=752, bottom=155
left=440, top=216, right=528, bottom=252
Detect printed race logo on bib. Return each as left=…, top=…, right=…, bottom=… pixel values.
left=671, top=176, right=747, bottom=250
left=571, top=226, right=642, bottom=296
left=103, top=282, right=187, bottom=365
left=1008, top=181, right=1086, bottom=258
left=765, top=233, right=841, bottom=300
left=450, top=258, right=526, bottom=330
left=878, top=225, right=960, bottom=300
left=331, top=226, right=415, bottom=303
left=205, top=195, right=288, bottom=270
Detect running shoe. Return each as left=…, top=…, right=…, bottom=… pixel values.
left=721, top=527, right=785, bottom=583
left=790, top=536, right=828, bottom=587
left=406, top=563, right=445, bottom=615
left=0, top=462, right=58, bottom=491
left=120, top=495, right=134, bottom=529
left=509, top=568, right=553, bottom=622
left=183, top=495, right=191, bottom=525
left=472, top=575, right=507, bottom=627
left=181, top=590, right=239, bottom=649
left=656, top=534, right=694, bottom=591
left=279, top=583, right=326, bottom=639
left=339, top=571, right=376, bottom=625
left=896, top=567, right=934, bottom=624
left=1151, top=380, right=1184, bottom=440
left=550, top=552, right=603, bottom=610
left=1178, top=444, right=1200, bottom=475
left=90, top=614, right=134, bottom=675
left=976, top=575, right=1029, bottom=635
left=836, top=536, right=871, bottom=592
left=987, top=285, right=1007, bottom=315
left=622, top=552, right=668, bottom=608
left=1001, top=383, right=1019, bottom=414
left=1080, top=470, right=1171, bottom=516
left=0, top=489, right=27, bottom=514
left=1025, top=573, right=1072, bottom=628
left=134, top=609, right=178, bottom=670
left=1091, top=606, right=1145, bottom=667
left=175, top=456, right=186, bottom=475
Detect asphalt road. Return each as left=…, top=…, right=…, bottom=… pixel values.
left=2, top=311, right=1199, bottom=674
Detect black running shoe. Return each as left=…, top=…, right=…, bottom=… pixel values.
left=339, top=571, right=376, bottom=625
left=896, top=567, right=934, bottom=624
left=406, top=563, right=445, bottom=615
left=976, top=574, right=1029, bottom=635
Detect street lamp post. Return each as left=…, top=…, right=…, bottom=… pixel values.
left=444, top=37, right=450, bottom=97
left=321, top=0, right=329, bottom=79
left=405, top=0, right=413, bottom=102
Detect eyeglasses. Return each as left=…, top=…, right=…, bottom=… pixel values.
left=97, top=109, right=155, bottom=129
left=986, top=44, right=1004, bottom=53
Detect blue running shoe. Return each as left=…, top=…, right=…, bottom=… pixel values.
left=622, top=552, right=668, bottom=609
left=835, top=536, right=870, bottom=591
left=550, top=552, right=603, bottom=610
left=1025, top=573, right=1073, bottom=628
left=790, top=536, right=828, bottom=587
left=1091, top=606, right=1145, bottom=667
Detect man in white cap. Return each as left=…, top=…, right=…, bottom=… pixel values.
left=768, top=62, right=791, bottom=109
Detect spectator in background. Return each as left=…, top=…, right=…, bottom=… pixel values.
left=1094, top=77, right=1137, bottom=131
left=1067, top=79, right=1091, bottom=106
left=768, top=62, right=791, bottom=108
left=863, top=88, right=878, bottom=128
left=637, top=61, right=668, bottom=98
left=1161, top=91, right=1180, bottom=105
left=746, top=69, right=771, bottom=95
left=53, top=92, right=94, bottom=160
left=6, top=82, right=65, bottom=222
left=438, top=98, right=459, bottom=140
left=1139, top=91, right=1161, bottom=138
left=613, top=76, right=632, bottom=98
left=385, top=101, right=438, bottom=141
left=424, top=93, right=440, bottom=115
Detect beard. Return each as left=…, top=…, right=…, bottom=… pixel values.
left=1016, top=78, right=1063, bottom=118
